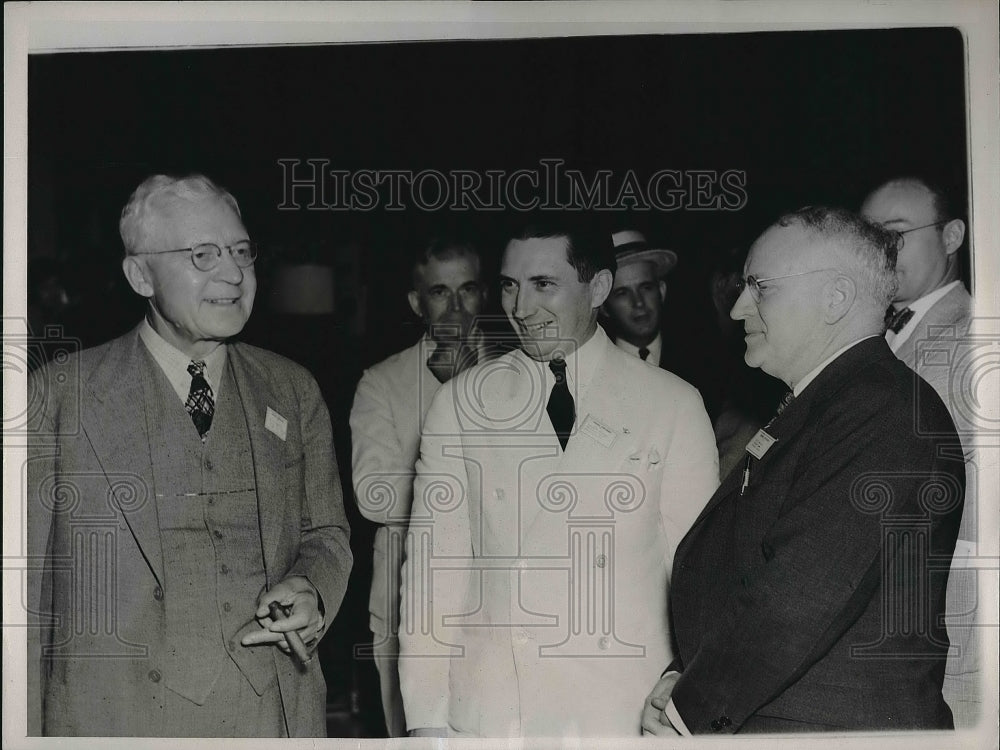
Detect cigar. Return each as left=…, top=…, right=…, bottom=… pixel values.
left=267, top=601, right=311, bottom=665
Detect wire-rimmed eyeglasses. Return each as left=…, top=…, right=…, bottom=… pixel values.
left=736, top=268, right=838, bottom=304
left=892, top=221, right=947, bottom=249
left=131, top=241, right=258, bottom=272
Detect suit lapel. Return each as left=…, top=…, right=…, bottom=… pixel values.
left=227, top=344, right=286, bottom=580
left=81, top=326, right=165, bottom=586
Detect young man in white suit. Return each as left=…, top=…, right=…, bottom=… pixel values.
left=398, top=218, right=719, bottom=737
left=861, top=176, right=979, bottom=727
left=349, top=239, right=491, bottom=736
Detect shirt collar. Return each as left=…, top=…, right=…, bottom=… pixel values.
left=540, top=323, right=607, bottom=395
left=792, top=334, right=880, bottom=397
left=138, top=318, right=227, bottom=403
left=614, top=332, right=661, bottom=365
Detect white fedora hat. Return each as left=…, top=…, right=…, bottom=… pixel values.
left=612, top=229, right=678, bottom=277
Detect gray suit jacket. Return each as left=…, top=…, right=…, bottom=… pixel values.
left=891, top=283, right=980, bottom=724
left=27, top=325, right=352, bottom=736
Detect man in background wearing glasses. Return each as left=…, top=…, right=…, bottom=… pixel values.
left=641, top=206, right=965, bottom=734
left=861, top=176, right=978, bottom=727
left=27, top=174, right=352, bottom=736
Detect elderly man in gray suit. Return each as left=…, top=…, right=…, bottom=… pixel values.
left=861, top=175, right=979, bottom=727
left=27, top=174, right=352, bottom=736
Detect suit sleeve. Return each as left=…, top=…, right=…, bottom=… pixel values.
left=669, top=394, right=960, bottom=733
left=285, top=369, right=353, bottom=628
left=660, top=387, right=720, bottom=564
left=26, top=366, right=58, bottom=736
left=398, top=380, right=472, bottom=731
left=350, top=368, right=414, bottom=526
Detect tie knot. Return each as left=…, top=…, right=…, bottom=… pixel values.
left=776, top=390, right=795, bottom=415
left=638, top=347, right=650, bottom=361
left=548, top=357, right=567, bottom=384
left=187, top=360, right=207, bottom=378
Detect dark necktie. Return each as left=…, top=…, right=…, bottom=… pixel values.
left=546, top=358, right=575, bottom=451
left=885, top=306, right=915, bottom=334
left=638, top=347, right=650, bottom=362
left=185, top=360, right=215, bottom=439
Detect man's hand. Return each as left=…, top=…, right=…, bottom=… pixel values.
left=641, top=672, right=681, bottom=736
left=241, top=576, right=324, bottom=659
left=408, top=727, right=448, bottom=737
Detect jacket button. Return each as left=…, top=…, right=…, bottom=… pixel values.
left=220, top=564, right=229, bottom=575
left=223, top=602, right=232, bottom=613
left=148, top=669, right=161, bottom=683
left=204, top=458, right=214, bottom=471
left=595, top=554, right=607, bottom=568
left=153, top=586, right=163, bottom=601
left=213, top=530, right=223, bottom=540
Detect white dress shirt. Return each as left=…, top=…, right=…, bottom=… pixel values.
left=614, top=332, right=662, bottom=366
left=138, top=318, right=227, bottom=403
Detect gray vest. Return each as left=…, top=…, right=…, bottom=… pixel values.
left=143, top=353, right=276, bottom=705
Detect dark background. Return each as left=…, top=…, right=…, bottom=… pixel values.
left=26, top=27, right=969, bottom=736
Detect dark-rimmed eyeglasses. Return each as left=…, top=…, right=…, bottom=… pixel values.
left=131, top=241, right=258, bottom=272
left=736, top=268, right=838, bottom=304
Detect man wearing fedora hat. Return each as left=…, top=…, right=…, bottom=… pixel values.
left=600, top=229, right=678, bottom=368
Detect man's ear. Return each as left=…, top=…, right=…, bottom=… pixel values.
left=658, top=280, right=667, bottom=302
left=942, top=218, right=965, bottom=257
left=122, top=255, right=154, bottom=298
left=589, top=268, right=613, bottom=308
left=407, top=290, right=423, bottom=319
left=824, top=274, right=857, bottom=324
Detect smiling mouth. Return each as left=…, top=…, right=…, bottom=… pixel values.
left=206, top=298, right=240, bottom=305
left=521, top=320, right=553, bottom=333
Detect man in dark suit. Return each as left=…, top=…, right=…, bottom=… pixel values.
left=641, top=206, right=965, bottom=734
left=600, top=229, right=677, bottom=368
left=27, top=174, right=353, bottom=736
left=860, top=176, right=979, bottom=726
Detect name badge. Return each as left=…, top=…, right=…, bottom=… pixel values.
left=265, top=407, right=288, bottom=441
left=579, top=414, right=617, bottom=448
left=746, top=429, right=776, bottom=459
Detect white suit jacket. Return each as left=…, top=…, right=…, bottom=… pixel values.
left=350, top=337, right=445, bottom=635
left=398, top=326, right=719, bottom=736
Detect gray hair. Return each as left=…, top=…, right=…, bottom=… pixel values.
left=775, top=206, right=899, bottom=308
left=119, top=174, right=241, bottom=255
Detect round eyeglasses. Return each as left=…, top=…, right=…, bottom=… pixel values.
left=736, top=268, right=838, bottom=304
left=131, top=241, right=258, bottom=272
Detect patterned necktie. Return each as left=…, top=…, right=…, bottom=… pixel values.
left=638, top=347, right=650, bottom=362
left=185, top=360, right=215, bottom=439
left=885, top=306, right=915, bottom=334
left=546, top=358, right=575, bottom=451
left=765, top=390, right=795, bottom=429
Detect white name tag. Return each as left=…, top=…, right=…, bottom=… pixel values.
left=746, top=429, right=776, bottom=459
left=579, top=414, right=617, bottom=448
left=265, top=407, right=288, bottom=441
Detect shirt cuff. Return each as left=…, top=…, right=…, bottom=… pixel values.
left=665, top=698, right=691, bottom=737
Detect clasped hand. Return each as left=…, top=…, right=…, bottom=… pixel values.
left=240, top=575, right=324, bottom=658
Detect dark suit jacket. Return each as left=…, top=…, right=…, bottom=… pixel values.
left=27, top=326, right=353, bottom=736
left=667, top=337, right=964, bottom=733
